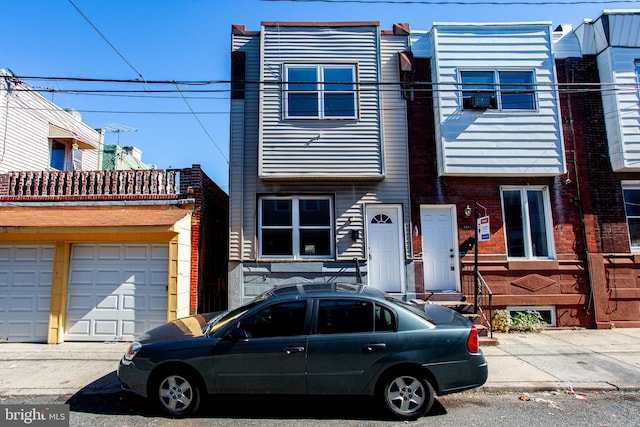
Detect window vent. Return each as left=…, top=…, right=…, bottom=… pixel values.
left=471, top=93, right=492, bottom=109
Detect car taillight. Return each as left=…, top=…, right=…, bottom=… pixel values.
left=467, top=325, right=479, bottom=353
left=122, top=342, right=141, bottom=365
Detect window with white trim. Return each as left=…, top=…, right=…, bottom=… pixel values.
left=284, top=65, right=357, bottom=119
left=460, top=70, right=536, bottom=111
left=501, top=186, right=554, bottom=259
left=259, top=196, right=334, bottom=259
left=622, top=183, right=640, bottom=252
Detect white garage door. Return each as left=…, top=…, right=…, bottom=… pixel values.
left=65, top=243, right=169, bottom=342
left=0, top=245, right=53, bottom=343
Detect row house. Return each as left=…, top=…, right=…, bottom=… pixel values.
left=0, top=70, right=228, bottom=343
left=229, top=11, right=640, bottom=330
left=229, top=22, right=414, bottom=307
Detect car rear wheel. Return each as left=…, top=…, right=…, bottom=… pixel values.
left=154, top=370, right=201, bottom=416
left=381, top=373, right=434, bottom=420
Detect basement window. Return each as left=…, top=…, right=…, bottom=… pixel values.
left=506, top=306, right=555, bottom=327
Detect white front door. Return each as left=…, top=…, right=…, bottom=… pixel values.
left=421, top=205, right=459, bottom=292
left=366, top=205, right=405, bottom=294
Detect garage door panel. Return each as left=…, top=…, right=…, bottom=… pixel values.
left=0, top=245, right=52, bottom=343
left=65, top=244, right=168, bottom=342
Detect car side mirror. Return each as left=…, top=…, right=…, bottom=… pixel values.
left=226, top=328, right=250, bottom=341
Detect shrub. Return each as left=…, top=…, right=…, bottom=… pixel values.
left=492, top=309, right=545, bottom=333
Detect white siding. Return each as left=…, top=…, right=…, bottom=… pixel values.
left=259, top=25, right=383, bottom=178
left=431, top=24, right=565, bottom=176
left=598, top=46, right=640, bottom=171
left=0, top=71, right=101, bottom=173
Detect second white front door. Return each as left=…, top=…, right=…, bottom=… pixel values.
left=366, top=205, right=405, bottom=294
left=421, top=205, right=459, bottom=292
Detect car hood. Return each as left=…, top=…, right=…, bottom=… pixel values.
left=135, top=312, right=221, bottom=344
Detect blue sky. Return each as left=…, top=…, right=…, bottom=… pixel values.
left=2, top=0, right=637, bottom=191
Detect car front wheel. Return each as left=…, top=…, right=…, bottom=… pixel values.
left=155, top=370, right=201, bottom=416
left=381, top=373, right=434, bottom=420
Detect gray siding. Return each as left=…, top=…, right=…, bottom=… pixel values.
left=259, top=25, right=383, bottom=179
left=431, top=24, right=566, bottom=177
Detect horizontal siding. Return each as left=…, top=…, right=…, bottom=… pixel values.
left=0, top=77, right=101, bottom=173
left=259, top=25, right=383, bottom=178
left=599, top=46, right=640, bottom=171
left=431, top=24, right=565, bottom=176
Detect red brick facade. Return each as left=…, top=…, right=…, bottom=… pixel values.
left=407, top=56, right=640, bottom=328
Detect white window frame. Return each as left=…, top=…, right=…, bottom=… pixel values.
left=622, top=181, right=640, bottom=253
left=258, top=195, right=335, bottom=260
left=284, top=64, right=358, bottom=120
left=459, top=69, right=537, bottom=112
left=500, top=186, right=555, bottom=260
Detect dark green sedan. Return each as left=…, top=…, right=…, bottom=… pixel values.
left=117, top=283, right=488, bottom=420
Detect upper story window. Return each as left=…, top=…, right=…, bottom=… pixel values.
left=50, top=140, right=69, bottom=170
left=501, top=186, right=554, bottom=259
left=636, top=60, right=640, bottom=84
left=622, top=183, right=640, bottom=252
left=259, top=196, right=334, bottom=259
left=284, top=65, right=357, bottom=119
left=461, top=70, right=536, bottom=111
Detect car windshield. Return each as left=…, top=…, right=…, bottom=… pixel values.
left=203, top=301, right=261, bottom=337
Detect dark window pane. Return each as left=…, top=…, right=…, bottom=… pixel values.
left=461, top=71, right=495, bottom=95
left=288, top=93, right=319, bottom=117
left=375, top=304, right=396, bottom=332
left=527, top=190, right=549, bottom=257
left=317, top=300, right=373, bottom=334
left=500, top=71, right=535, bottom=110
left=324, top=68, right=354, bottom=91
left=50, top=141, right=66, bottom=170
left=628, top=218, right=640, bottom=248
left=240, top=301, right=307, bottom=338
left=262, top=200, right=292, bottom=226
left=299, top=199, right=330, bottom=226
left=624, top=189, right=640, bottom=216
left=324, top=93, right=355, bottom=117
left=299, top=229, right=331, bottom=256
left=287, top=67, right=318, bottom=91
left=262, top=229, right=293, bottom=255
left=503, top=190, right=525, bottom=257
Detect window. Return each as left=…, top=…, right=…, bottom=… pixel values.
left=259, top=196, right=333, bottom=259
left=501, top=186, right=554, bottom=259
left=460, top=70, right=536, bottom=111
left=316, top=300, right=396, bottom=334
left=50, top=140, right=69, bottom=170
left=285, top=65, right=357, bottom=119
left=622, top=184, right=640, bottom=252
left=240, top=301, right=307, bottom=338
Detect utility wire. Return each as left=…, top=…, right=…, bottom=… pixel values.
left=68, top=0, right=147, bottom=83
left=263, top=0, right=640, bottom=5
left=174, top=82, right=229, bottom=164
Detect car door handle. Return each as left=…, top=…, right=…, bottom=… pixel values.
left=283, top=346, right=305, bottom=355
left=363, top=343, right=387, bottom=353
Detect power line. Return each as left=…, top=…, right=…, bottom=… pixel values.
left=68, top=0, right=147, bottom=83
left=263, top=0, right=640, bottom=5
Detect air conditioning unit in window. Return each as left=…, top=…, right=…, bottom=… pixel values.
left=471, top=93, right=492, bottom=110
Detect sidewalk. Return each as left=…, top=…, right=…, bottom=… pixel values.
left=0, top=328, right=639, bottom=396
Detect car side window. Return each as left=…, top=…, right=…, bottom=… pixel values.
left=240, top=300, right=307, bottom=338
left=375, top=304, right=396, bottom=332
left=317, top=299, right=374, bottom=334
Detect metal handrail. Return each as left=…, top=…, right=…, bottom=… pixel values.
left=476, top=272, right=494, bottom=339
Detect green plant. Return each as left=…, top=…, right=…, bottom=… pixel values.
left=492, top=309, right=546, bottom=333
left=492, top=309, right=512, bottom=333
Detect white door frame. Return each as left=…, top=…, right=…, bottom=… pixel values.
left=365, top=204, right=406, bottom=294
left=420, top=205, right=461, bottom=292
